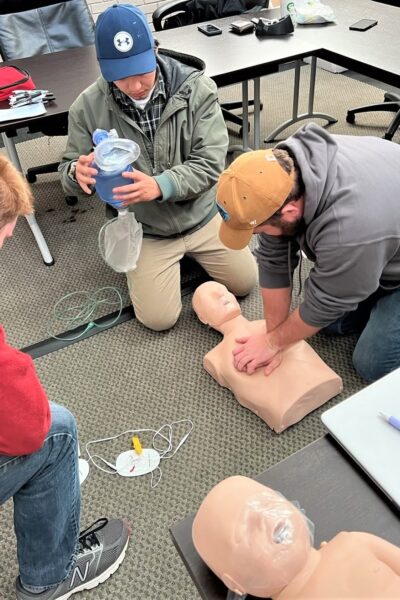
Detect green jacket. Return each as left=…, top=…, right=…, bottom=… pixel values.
left=59, top=49, right=229, bottom=238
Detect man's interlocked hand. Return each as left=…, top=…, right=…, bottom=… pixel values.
left=233, top=333, right=282, bottom=376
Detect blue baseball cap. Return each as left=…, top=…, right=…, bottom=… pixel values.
left=95, top=4, right=156, bottom=82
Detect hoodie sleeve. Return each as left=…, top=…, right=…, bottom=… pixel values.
left=255, top=233, right=300, bottom=289
left=0, top=327, right=51, bottom=456
left=299, top=238, right=399, bottom=327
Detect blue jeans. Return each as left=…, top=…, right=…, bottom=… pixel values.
left=322, top=287, right=400, bottom=382
left=0, top=403, right=80, bottom=592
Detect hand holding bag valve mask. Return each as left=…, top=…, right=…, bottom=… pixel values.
left=93, top=129, right=143, bottom=273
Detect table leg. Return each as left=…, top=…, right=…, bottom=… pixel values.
left=227, top=78, right=262, bottom=154
left=253, top=77, right=261, bottom=150
left=2, top=132, right=54, bottom=266
left=265, top=57, right=338, bottom=143
left=241, top=80, right=249, bottom=150
left=228, top=80, right=252, bottom=155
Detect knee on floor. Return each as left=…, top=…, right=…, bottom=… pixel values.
left=218, top=268, right=258, bottom=298
left=137, top=309, right=181, bottom=332
left=226, top=277, right=257, bottom=298
left=352, top=345, right=389, bottom=383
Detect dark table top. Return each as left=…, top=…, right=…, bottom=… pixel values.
left=373, top=0, right=400, bottom=6
left=155, top=0, right=400, bottom=88
left=1, top=0, right=399, bottom=133
left=313, top=0, right=400, bottom=87
left=170, top=434, right=400, bottom=600
left=0, top=44, right=100, bottom=134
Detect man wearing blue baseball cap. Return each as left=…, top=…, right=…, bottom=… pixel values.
left=60, top=3, right=257, bottom=332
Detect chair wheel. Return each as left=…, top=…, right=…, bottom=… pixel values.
left=346, top=112, right=355, bottom=124
left=26, top=172, right=37, bottom=183
left=66, top=195, right=78, bottom=206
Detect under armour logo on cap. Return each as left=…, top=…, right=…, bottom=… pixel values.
left=113, top=31, right=133, bottom=53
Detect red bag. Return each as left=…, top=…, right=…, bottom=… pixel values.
left=0, top=65, right=36, bottom=101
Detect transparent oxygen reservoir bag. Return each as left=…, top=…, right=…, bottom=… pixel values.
left=99, top=208, right=143, bottom=273
left=93, top=129, right=143, bottom=273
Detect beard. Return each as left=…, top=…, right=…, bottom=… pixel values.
left=279, top=216, right=306, bottom=237
left=265, top=214, right=306, bottom=237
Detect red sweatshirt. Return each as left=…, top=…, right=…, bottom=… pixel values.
left=0, top=326, right=51, bottom=456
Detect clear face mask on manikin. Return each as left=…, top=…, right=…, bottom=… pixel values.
left=85, top=419, right=193, bottom=488
left=93, top=128, right=143, bottom=273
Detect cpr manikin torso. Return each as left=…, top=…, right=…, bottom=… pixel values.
left=192, top=476, right=400, bottom=599
left=192, top=282, right=342, bottom=432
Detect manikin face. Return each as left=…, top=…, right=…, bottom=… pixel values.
left=0, top=217, right=17, bottom=249
left=114, top=70, right=157, bottom=101
left=192, top=476, right=312, bottom=598
left=192, top=282, right=241, bottom=328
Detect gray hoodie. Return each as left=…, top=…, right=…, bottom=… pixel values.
left=255, top=123, right=400, bottom=328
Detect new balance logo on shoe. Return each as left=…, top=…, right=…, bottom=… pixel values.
left=69, top=561, right=90, bottom=588
left=15, top=518, right=130, bottom=600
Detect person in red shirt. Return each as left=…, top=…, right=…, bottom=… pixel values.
left=0, top=155, right=129, bottom=600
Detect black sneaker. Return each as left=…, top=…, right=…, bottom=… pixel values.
left=16, top=518, right=130, bottom=600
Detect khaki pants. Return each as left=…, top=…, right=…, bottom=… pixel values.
left=127, top=214, right=258, bottom=331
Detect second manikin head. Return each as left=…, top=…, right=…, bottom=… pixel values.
left=192, top=476, right=314, bottom=598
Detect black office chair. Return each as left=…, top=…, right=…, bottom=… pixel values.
left=346, top=92, right=400, bottom=141
left=0, top=0, right=95, bottom=204
left=152, top=0, right=267, bottom=134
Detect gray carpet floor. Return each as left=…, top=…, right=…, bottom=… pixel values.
left=0, top=65, right=391, bottom=599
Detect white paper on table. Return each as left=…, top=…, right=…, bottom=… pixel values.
left=0, top=102, right=46, bottom=123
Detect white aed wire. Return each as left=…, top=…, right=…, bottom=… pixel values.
left=85, top=419, right=193, bottom=488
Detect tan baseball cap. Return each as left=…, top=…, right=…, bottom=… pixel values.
left=216, top=149, right=295, bottom=250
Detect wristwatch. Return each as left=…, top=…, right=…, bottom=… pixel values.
left=67, top=160, right=78, bottom=182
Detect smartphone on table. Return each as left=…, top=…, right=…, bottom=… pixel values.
left=198, top=23, right=223, bottom=36
left=349, top=19, right=378, bottom=31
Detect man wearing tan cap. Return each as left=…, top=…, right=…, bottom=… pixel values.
left=216, top=123, right=400, bottom=383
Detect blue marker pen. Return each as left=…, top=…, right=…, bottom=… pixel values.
left=379, top=411, right=400, bottom=432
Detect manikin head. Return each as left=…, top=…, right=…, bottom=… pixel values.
left=0, top=154, right=33, bottom=249
left=192, top=476, right=313, bottom=598
left=192, top=282, right=242, bottom=330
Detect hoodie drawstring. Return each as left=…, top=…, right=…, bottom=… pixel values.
left=288, top=240, right=303, bottom=297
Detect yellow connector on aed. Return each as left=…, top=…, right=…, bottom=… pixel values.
left=132, top=435, right=143, bottom=456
